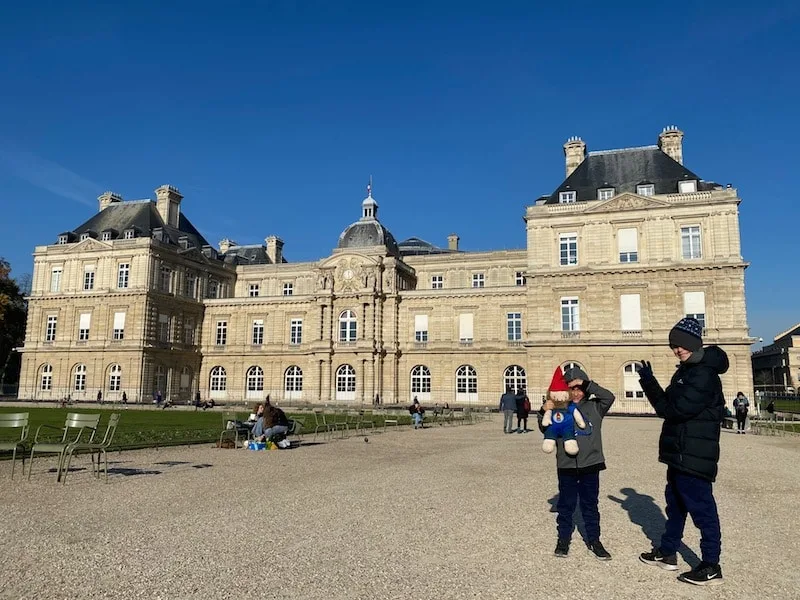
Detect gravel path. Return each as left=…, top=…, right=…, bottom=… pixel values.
left=1, top=417, right=796, bottom=599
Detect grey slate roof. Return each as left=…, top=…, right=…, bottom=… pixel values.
left=397, top=237, right=454, bottom=256
left=221, top=245, right=273, bottom=265
left=545, top=146, right=719, bottom=204
left=67, top=201, right=210, bottom=249
left=337, top=219, right=399, bottom=256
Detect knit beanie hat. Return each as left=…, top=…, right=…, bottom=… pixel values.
left=548, top=367, right=570, bottom=403
left=669, top=317, right=703, bottom=352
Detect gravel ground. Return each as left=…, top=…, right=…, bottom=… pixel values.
left=1, top=416, right=796, bottom=600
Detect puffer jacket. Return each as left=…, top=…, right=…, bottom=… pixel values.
left=639, top=345, right=729, bottom=482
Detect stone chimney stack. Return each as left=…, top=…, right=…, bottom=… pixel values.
left=265, top=235, right=284, bottom=264
left=218, top=238, right=236, bottom=254
left=447, top=234, right=460, bottom=251
left=658, top=126, right=684, bottom=165
left=563, top=136, right=587, bottom=178
left=98, top=191, right=122, bottom=212
left=155, top=185, right=183, bottom=227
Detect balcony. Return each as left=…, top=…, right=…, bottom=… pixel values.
left=561, top=331, right=581, bottom=340
left=621, top=330, right=642, bottom=338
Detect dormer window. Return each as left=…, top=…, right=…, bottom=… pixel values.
left=678, top=179, right=697, bottom=193
left=80, top=233, right=91, bottom=242
left=57, top=235, right=69, bottom=245
left=123, top=229, right=135, bottom=240
left=559, top=191, right=576, bottom=203
left=101, top=232, right=112, bottom=241
left=598, top=187, right=615, bottom=201
left=636, top=184, right=655, bottom=196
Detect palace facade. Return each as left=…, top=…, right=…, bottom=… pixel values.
left=18, top=127, right=753, bottom=413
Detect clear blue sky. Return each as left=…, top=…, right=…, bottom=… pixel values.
left=1, top=1, right=797, bottom=346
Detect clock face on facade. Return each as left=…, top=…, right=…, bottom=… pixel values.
left=343, top=269, right=354, bottom=280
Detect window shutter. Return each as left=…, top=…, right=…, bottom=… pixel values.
left=79, top=313, right=91, bottom=329
left=617, top=228, right=638, bottom=253
left=459, top=313, right=474, bottom=340
left=683, top=291, right=706, bottom=314
left=620, top=294, right=641, bottom=330
left=414, top=314, right=428, bottom=332
left=113, top=312, right=126, bottom=329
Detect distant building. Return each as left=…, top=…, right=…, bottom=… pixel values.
left=18, top=127, right=753, bottom=412
left=752, top=324, right=800, bottom=393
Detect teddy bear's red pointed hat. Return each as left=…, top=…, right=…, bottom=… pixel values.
left=548, top=367, right=570, bottom=393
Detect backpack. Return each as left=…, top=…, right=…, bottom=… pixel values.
left=523, top=397, right=531, bottom=413
left=767, top=401, right=775, bottom=414
left=735, top=400, right=748, bottom=414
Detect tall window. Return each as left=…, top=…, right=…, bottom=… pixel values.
left=285, top=365, right=303, bottom=394
left=515, top=271, right=525, bottom=286
left=180, top=366, right=191, bottom=394
left=336, top=364, right=356, bottom=393
left=109, top=364, right=122, bottom=392
left=78, top=313, right=91, bottom=341
left=459, top=313, right=474, bottom=343
left=683, top=291, right=706, bottom=329
left=40, top=364, right=53, bottom=390
left=411, top=365, right=431, bottom=394
left=158, top=314, right=171, bottom=342
left=252, top=319, right=264, bottom=345
left=160, top=266, right=172, bottom=293
left=113, top=312, right=125, bottom=340
left=507, top=312, right=522, bottom=341
left=45, top=315, right=57, bottom=342
left=681, top=226, right=702, bottom=259
left=83, top=265, right=95, bottom=290
left=73, top=364, right=87, bottom=391
left=618, top=228, right=638, bottom=263
left=339, top=310, right=357, bottom=342
left=504, top=365, right=527, bottom=392
left=184, top=319, right=194, bottom=345
left=456, top=365, right=478, bottom=396
left=431, top=275, right=443, bottom=289
left=185, top=275, right=196, bottom=299
left=620, top=294, right=642, bottom=332
left=414, top=314, right=428, bottom=343
left=290, top=319, right=303, bottom=345
left=246, top=366, right=264, bottom=397
left=624, top=363, right=645, bottom=399
left=283, top=283, right=293, bottom=296
left=117, top=263, right=130, bottom=289
left=208, top=279, right=219, bottom=299
left=249, top=283, right=260, bottom=297
left=561, top=298, right=580, bottom=331
left=50, top=267, right=62, bottom=292
left=559, top=233, right=578, bottom=266
left=215, top=320, right=227, bottom=346
left=210, top=366, right=227, bottom=391
left=472, top=273, right=485, bottom=288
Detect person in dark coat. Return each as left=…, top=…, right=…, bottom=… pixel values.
left=515, top=388, right=531, bottom=433
left=638, top=317, right=727, bottom=586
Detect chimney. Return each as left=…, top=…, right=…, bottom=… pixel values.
left=155, top=185, right=183, bottom=227
left=218, top=238, right=236, bottom=254
left=98, top=191, right=122, bottom=212
left=265, top=235, right=284, bottom=264
left=447, top=234, right=459, bottom=251
left=658, top=126, right=684, bottom=165
left=563, top=136, right=587, bottom=177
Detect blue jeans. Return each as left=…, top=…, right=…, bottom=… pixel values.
left=660, top=467, right=721, bottom=564
left=252, top=418, right=288, bottom=440
left=556, top=471, right=601, bottom=541
left=413, top=413, right=423, bottom=428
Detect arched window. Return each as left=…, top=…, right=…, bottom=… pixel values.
left=623, top=362, right=644, bottom=399
left=285, top=365, right=303, bottom=400
left=109, top=364, right=122, bottom=392
left=339, top=310, right=357, bottom=342
left=456, top=365, right=478, bottom=403
left=504, top=365, right=527, bottom=393
left=614, top=362, right=653, bottom=415
left=411, top=365, right=431, bottom=402
left=336, top=364, right=356, bottom=401
left=210, top=366, right=227, bottom=396
left=40, top=364, right=53, bottom=391
left=246, top=366, right=264, bottom=399
left=73, top=364, right=87, bottom=392
left=561, top=361, right=585, bottom=376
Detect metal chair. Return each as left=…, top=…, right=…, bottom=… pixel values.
left=0, top=412, right=29, bottom=479
left=29, top=412, right=101, bottom=481
left=312, top=409, right=333, bottom=441
left=61, top=413, right=121, bottom=484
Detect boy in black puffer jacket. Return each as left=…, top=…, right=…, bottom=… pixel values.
left=638, top=317, right=727, bottom=587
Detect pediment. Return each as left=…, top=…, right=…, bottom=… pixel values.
left=584, top=193, right=671, bottom=213
left=65, top=238, right=112, bottom=253
left=178, top=247, right=210, bottom=263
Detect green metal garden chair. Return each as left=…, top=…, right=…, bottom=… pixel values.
left=61, top=413, right=121, bottom=484
left=0, top=412, right=30, bottom=479
left=28, top=412, right=101, bottom=481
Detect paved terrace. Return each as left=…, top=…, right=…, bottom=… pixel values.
left=1, top=417, right=796, bottom=600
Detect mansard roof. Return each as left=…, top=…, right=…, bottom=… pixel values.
left=397, top=237, right=454, bottom=256
left=545, top=146, right=719, bottom=204
left=221, top=244, right=274, bottom=265
left=69, top=201, right=209, bottom=248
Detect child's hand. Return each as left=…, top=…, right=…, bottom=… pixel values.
left=542, top=399, right=554, bottom=411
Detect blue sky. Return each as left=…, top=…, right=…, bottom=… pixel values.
left=1, top=1, right=797, bottom=346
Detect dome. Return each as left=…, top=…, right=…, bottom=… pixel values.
left=336, top=187, right=399, bottom=255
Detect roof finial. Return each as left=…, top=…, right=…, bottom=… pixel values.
left=367, top=175, right=373, bottom=198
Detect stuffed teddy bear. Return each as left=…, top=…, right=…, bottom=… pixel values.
left=541, top=366, right=586, bottom=455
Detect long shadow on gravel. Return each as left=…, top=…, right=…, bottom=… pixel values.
left=609, top=487, right=700, bottom=566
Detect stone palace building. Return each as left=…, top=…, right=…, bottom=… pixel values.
left=18, top=127, right=754, bottom=413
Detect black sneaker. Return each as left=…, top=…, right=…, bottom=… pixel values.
left=678, top=562, right=723, bottom=586
left=554, top=538, right=570, bottom=558
left=587, top=540, right=611, bottom=560
left=639, top=549, right=678, bottom=571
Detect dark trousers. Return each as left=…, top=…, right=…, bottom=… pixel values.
left=517, top=416, right=527, bottom=430
left=736, top=413, right=747, bottom=431
left=556, top=471, right=600, bottom=541
left=660, top=467, right=721, bottom=564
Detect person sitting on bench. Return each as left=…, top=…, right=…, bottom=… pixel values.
left=252, top=397, right=289, bottom=442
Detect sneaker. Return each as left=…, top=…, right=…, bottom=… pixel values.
left=554, top=538, right=570, bottom=558
left=678, top=562, right=723, bottom=586
left=587, top=540, right=611, bottom=560
left=639, top=549, right=678, bottom=571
